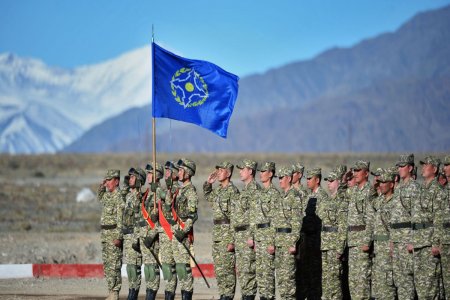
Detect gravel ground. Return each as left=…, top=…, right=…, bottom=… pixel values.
left=0, top=277, right=223, bottom=300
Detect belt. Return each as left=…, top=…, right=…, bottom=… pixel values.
left=444, top=222, right=450, bottom=229
left=234, top=225, right=249, bottom=232
left=213, top=219, right=230, bottom=225
left=122, top=227, right=134, bottom=235
left=373, top=234, right=390, bottom=241
left=412, top=222, right=433, bottom=230
left=390, top=222, right=411, bottom=229
left=322, top=226, right=338, bottom=233
left=276, top=228, right=292, bottom=233
left=348, top=225, right=366, bottom=232
left=257, top=222, right=271, bottom=229
left=101, top=224, right=117, bottom=230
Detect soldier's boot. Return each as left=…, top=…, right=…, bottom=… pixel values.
left=242, top=295, right=256, bottom=300
left=165, top=291, right=175, bottom=300
left=260, top=297, right=273, bottom=300
left=146, top=289, right=157, bottom=300
left=127, top=288, right=139, bottom=300
left=223, top=296, right=234, bottom=300
left=181, top=290, right=193, bottom=300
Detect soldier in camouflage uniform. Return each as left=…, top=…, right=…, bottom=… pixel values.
left=234, top=159, right=259, bottom=300
left=273, top=166, right=303, bottom=300
left=321, top=169, right=348, bottom=299
left=124, top=167, right=146, bottom=300
left=411, top=156, right=445, bottom=299
left=252, top=162, right=278, bottom=300
left=390, top=154, right=417, bottom=300
left=98, top=170, right=124, bottom=300
left=370, top=167, right=383, bottom=196
left=166, top=158, right=199, bottom=300
left=159, top=161, right=180, bottom=300
left=442, top=155, right=450, bottom=299
left=292, top=163, right=308, bottom=212
left=438, top=164, right=448, bottom=187
left=371, top=171, right=397, bottom=299
left=203, top=161, right=239, bottom=300
left=134, top=163, right=164, bottom=300
left=346, top=160, right=376, bottom=300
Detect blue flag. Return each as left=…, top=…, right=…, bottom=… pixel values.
left=152, top=42, right=239, bottom=138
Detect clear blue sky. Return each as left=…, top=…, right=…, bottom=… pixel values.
left=1, top=0, right=450, bottom=77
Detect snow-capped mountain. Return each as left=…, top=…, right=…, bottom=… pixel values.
left=0, top=47, right=152, bottom=153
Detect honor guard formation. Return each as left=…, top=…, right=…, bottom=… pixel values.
left=97, top=154, right=450, bottom=300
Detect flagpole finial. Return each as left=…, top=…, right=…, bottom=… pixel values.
left=152, top=24, right=155, bottom=43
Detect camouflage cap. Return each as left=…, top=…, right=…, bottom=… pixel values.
left=387, top=166, right=399, bottom=176
left=378, top=171, right=395, bottom=183
left=292, top=162, right=305, bottom=173
left=419, top=155, right=440, bottom=167
left=177, top=158, right=196, bottom=175
left=370, top=167, right=383, bottom=177
left=276, top=165, right=293, bottom=178
left=145, top=163, right=164, bottom=178
left=324, top=171, right=339, bottom=182
left=236, top=159, right=257, bottom=171
left=306, top=167, right=322, bottom=179
left=396, top=153, right=414, bottom=167
left=164, top=160, right=179, bottom=172
left=258, top=161, right=276, bottom=172
left=105, top=169, right=120, bottom=180
left=443, top=155, right=450, bottom=165
left=352, top=160, right=370, bottom=171
left=334, top=165, right=347, bottom=179
left=215, top=161, right=234, bottom=171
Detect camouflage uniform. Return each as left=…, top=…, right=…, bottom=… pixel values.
left=123, top=167, right=146, bottom=297
left=321, top=170, right=347, bottom=300
left=98, top=170, right=124, bottom=300
left=234, top=159, right=259, bottom=299
left=171, top=158, right=198, bottom=299
left=252, top=162, right=277, bottom=300
left=347, top=161, right=376, bottom=300
left=291, top=163, right=309, bottom=300
left=292, top=163, right=309, bottom=214
left=273, top=166, right=303, bottom=300
left=158, top=161, right=180, bottom=299
left=413, top=156, right=445, bottom=299
left=390, top=154, right=417, bottom=300
left=203, top=161, right=239, bottom=300
left=135, top=163, right=165, bottom=300
left=371, top=172, right=396, bottom=300
left=439, top=155, right=450, bottom=300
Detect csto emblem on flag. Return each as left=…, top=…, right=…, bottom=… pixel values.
left=171, top=67, right=209, bottom=108
left=152, top=42, right=239, bottom=138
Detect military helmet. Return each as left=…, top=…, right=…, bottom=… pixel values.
left=146, top=162, right=164, bottom=179
left=177, top=158, right=196, bottom=176
left=129, top=167, right=146, bottom=185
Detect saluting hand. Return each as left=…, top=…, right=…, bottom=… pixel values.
left=207, top=171, right=218, bottom=184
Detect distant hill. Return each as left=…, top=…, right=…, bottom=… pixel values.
left=64, top=5, right=450, bottom=153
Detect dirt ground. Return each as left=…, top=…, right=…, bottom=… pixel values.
left=0, top=152, right=437, bottom=299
